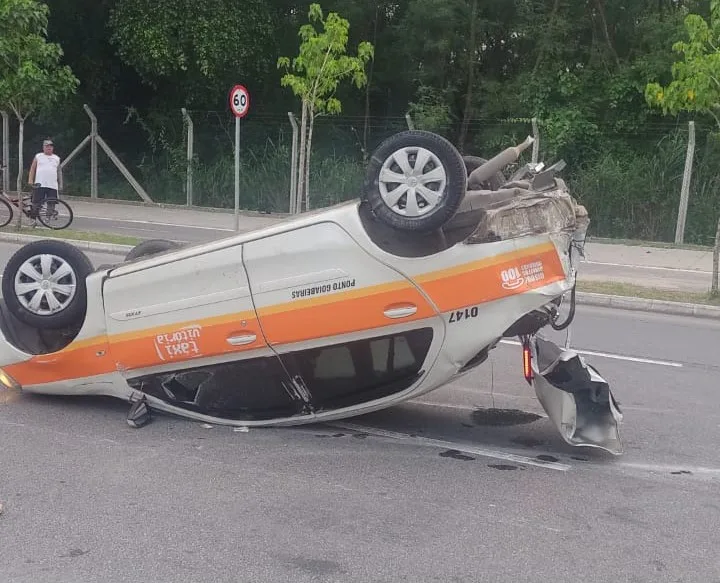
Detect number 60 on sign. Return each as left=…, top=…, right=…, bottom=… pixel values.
left=229, top=85, right=250, bottom=118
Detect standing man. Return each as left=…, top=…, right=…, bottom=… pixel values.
left=28, top=138, right=61, bottom=220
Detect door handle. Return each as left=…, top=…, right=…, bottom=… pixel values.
left=226, top=333, right=257, bottom=346
left=383, top=304, right=418, bottom=319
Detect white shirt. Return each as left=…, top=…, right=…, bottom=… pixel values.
left=34, top=153, right=60, bottom=190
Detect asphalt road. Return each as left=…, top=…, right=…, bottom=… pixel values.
left=0, top=246, right=719, bottom=582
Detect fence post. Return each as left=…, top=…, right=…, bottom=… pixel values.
left=712, top=216, right=720, bottom=295
left=531, top=117, right=540, bottom=164
left=83, top=105, right=99, bottom=198
left=181, top=108, right=194, bottom=206
left=675, top=120, right=695, bottom=244
left=0, top=110, right=9, bottom=194
left=288, top=112, right=299, bottom=214
left=405, top=112, right=415, bottom=130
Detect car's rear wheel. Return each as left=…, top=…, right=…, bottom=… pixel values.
left=125, top=238, right=182, bottom=261
left=363, top=130, right=467, bottom=232
left=1, top=240, right=94, bottom=329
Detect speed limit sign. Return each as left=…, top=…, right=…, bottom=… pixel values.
left=229, top=84, right=250, bottom=118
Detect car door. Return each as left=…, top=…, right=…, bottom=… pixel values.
left=242, top=220, right=446, bottom=414
left=101, top=243, right=305, bottom=421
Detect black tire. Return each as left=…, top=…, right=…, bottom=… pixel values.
left=363, top=130, right=467, bottom=232
left=37, top=199, right=73, bottom=230
left=125, top=238, right=182, bottom=261
left=462, top=156, right=506, bottom=191
left=2, top=240, right=94, bottom=329
left=0, top=197, right=14, bottom=228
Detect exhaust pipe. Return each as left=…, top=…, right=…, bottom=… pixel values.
left=468, top=135, right=535, bottom=189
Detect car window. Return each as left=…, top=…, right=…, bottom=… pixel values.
left=314, top=345, right=355, bottom=379
left=127, top=355, right=300, bottom=421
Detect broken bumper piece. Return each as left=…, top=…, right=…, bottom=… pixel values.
left=530, top=336, right=623, bottom=455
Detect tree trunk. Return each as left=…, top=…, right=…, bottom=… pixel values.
left=305, top=108, right=314, bottom=211
left=363, top=3, right=380, bottom=164
left=296, top=100, right=308, bottom=212
left=534, top=0, right=561, bottom=75
left=15, top=116, right=24, bottom=230
left=593, top=0, right=620, bottom=67
left=458, top=0, right=478, bottom=154
left=712, top=215, right=720, bottom=295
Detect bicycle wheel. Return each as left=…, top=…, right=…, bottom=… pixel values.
left=37, top=199, right=73, bottom=230
left=0, top=197, right=14, bottom=228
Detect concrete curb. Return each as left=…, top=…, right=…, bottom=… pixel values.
left=1, top=231, right=718, bottom=320
left=0, top=232, right=133, bottom=256
left=576, top=291, right=720, bottom=319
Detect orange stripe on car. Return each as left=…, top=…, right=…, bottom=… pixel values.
left=414, top=241, right=557, bottom=284
left=420, top=246, right=566, bottom=311
left=257, top=285, right=434, bottom=346
left=5, top=343, right=114, bottom=386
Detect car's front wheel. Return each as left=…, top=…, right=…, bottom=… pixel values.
left=363, top=130, right=467, bottom=232
left=2, top=240, right=94, bottom=329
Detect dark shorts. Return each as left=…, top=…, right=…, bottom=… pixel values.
left=31, top=187, right=58, bottom=217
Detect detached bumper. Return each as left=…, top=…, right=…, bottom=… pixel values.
left=530, top=336, right=623, bottom=455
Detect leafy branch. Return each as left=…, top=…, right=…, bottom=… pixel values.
left=277, top=3, right=373, bottom=212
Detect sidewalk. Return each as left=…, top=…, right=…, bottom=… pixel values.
left=579, top=242, right=713, bottom=294
left=67, top=197, right=286, bottom=233
left=583, top=241, right=712, bottom=272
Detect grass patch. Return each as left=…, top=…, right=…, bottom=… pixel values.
left=0, top=226, right=140, bottom=246
left=577, top=280, right=720, bottom=306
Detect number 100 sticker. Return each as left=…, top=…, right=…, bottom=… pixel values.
left=229, top=85, right=250, bottom=118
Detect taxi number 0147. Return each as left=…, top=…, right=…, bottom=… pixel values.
left=448, top=306, right=479, bottom=323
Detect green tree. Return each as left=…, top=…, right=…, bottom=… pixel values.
left=108, top=0, right=277, bottom=106
left=645, top=2, right=720, bottom=129
left=645, top=0, right=720, bottom=294
left=0, top=0, right=78, bottom=223
left=278, top=3, right=373, bottom=212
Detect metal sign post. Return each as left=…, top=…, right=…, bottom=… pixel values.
left=229, top=84, right=250, bottom=232
left=0, top=110, right=9, bottom=194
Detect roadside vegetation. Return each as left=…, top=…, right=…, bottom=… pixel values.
left=1, top=0, right=719, bottom=251
left=0, top=226, right=140, bottom=246
left=578, top=281, right=720, bottom=307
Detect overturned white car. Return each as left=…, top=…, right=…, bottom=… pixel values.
left=0, top=130, right=622, bottom=454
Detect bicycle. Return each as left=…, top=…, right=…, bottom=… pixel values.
left=0, top=183, right=74, bottom=230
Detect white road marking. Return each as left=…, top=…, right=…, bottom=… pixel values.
left=582, top=259, right=711, bottom=275
left=500, top=339, right=683, bottom=368
left=328, top=421, right=571, bottom=471
left=619, top=462, right=720, bottom=477
left=75, top=215, right=235, bottom=232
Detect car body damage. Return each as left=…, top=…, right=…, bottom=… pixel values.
left=0, top=129, right=623, bottom=453
left=530, top=337, right=623, bottom=455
